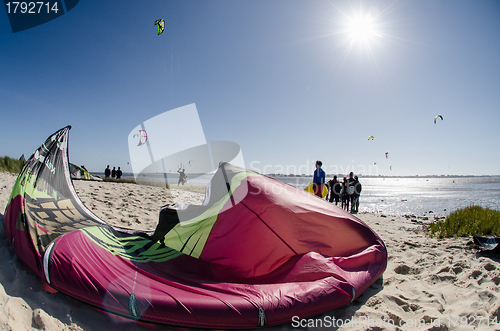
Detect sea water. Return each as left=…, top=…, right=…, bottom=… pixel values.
left=106, top=172, right=500, bottom=217
left=277, top=176, right=500, bottom=217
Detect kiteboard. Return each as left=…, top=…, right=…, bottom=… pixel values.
left=304, top=182, right=328, bottom=198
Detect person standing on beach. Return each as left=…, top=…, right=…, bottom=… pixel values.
left=348, top=172, right=356, bottom=212
left=104, top=165, right=111, bottom=178
left=313, top=160, right=325, bottom=198
left=328, top=175, right=341, bottom=205
left=177, top=167, right=186, bottom=186
left=341, top=177, right=349, bottom=211
left=325, top=177, right=331, bottom=201
left=111, top=167, right=116, bottom=178
left=116, top=167, right=123, bottom=179
left=352, top=175, right=362, bottom=213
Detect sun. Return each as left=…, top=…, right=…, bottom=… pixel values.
left=347, top=15, right=376, bottom=42
left=332, top=3, right=385, bottom=50
left=326, top=2, right=408, bottom=76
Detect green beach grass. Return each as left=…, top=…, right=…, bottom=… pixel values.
left=426, top=205, right=500, bottom=238
left=0, top=156, right=25, bottom=174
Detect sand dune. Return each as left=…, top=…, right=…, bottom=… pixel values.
left=1, top=172, right=499, bottom=330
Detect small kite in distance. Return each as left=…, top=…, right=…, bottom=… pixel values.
left=368, top=135, right=374, bottom=140
left=434, top=115, right=443, bottom=124
left=133, top=130, right=148, bottom=147
left=155, top=19, right=165, bottom=35
left=385, top=152, right=389, bottom=159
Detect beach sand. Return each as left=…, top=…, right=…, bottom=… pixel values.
left=1, top=171, right=499, bottom=330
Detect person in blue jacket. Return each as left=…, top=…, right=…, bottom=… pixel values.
left=313, top=160, right=326, bottom=198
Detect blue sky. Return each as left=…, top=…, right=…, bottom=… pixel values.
left=1, top=0, right=499, bottom=176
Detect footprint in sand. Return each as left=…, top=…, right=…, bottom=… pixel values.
left=484, top=262, right=496, bottom=271
left=365, top=296, right=383, bottom=308
left=394, top=264, right=420, bottom=275
left=389, top=312, right=407, bottom=326
left=428, top=274, right=456, bottom=284
left=452, top=262, right=467, bottom=274
left=437, top=266, right=450, bottom=274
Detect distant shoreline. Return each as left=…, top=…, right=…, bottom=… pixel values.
left=89, top=171, right=500, bottom=179
left=269, top=174, right=500, bottom=179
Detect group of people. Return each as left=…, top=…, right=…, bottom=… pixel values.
left=103, top=165, right=184, bottom=183
left=313, top=161, right=362, bottom=213
left=104, top=165, right=123, bottom=179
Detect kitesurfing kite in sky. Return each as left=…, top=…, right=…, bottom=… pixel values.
left=368, top=135, right=374, bottom=140
left=132, top=130, right=148, bottom=146
left=154, top=19, right=165, bottom=35
left=385, top=152, right=389, bottom=159
left=434, top=115, right=443, bottom=124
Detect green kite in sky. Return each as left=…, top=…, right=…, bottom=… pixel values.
left=154, top=19, right=165, bottom=35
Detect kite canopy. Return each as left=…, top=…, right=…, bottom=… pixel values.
left=154, top=19, right=165, bottom=35
left=434, top=114, right=443, bottom=124
left=4, top=126, right=387, bottom=328
left=69, top=163, right=102, bottom=181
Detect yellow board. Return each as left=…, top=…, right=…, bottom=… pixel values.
left=304, top=182, right=328, bottom=198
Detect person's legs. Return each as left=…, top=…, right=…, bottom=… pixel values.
left=313, top=184, right=323, bottom=198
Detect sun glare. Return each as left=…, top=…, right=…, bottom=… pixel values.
left=348, top=15, right=376, bottom=41
left=327, top=2, right=398, bottom=74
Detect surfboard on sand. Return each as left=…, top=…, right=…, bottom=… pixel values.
left=304, top=182, right=328, bottom=198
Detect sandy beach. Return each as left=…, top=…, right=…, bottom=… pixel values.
left=1, top=171, right=500, bottom=330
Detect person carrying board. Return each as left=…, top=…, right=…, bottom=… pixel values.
left=313, top=160, right=326, bottom=198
